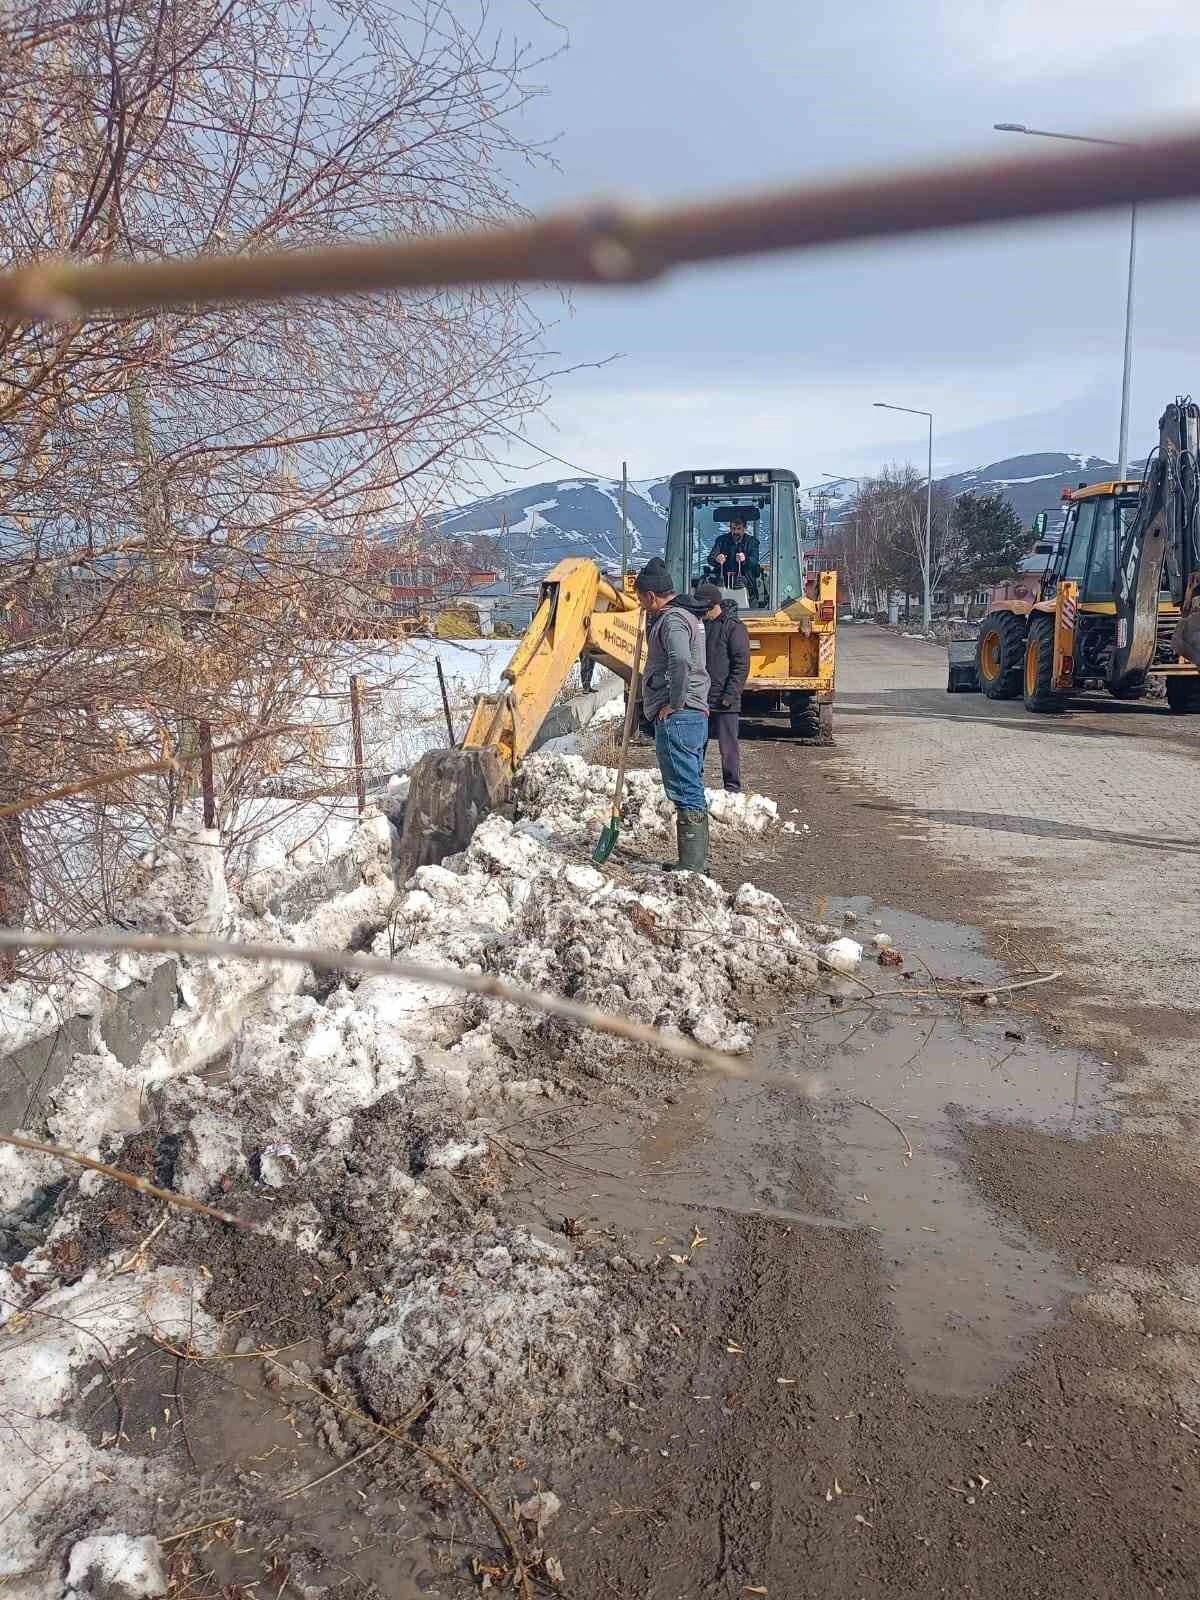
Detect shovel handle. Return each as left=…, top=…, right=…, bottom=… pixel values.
left=608, top=609, right=646, bottom=818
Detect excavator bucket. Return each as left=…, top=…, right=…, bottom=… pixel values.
left=395, top=746, right=511, bottom=881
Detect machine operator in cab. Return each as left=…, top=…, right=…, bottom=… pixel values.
left=705, top=513, right=762, bottom=595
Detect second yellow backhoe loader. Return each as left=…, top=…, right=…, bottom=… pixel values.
left=398, top=466, right=839, bottom=872
left=959, top=399, right=1200, bottom=714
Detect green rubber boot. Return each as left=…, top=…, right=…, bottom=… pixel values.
left=663, top=808, right=709, bottom=873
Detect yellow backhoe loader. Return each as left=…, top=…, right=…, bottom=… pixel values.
left=958, top=399, right=1200, bottom=714
left=398, top=466, right=838, bottom=872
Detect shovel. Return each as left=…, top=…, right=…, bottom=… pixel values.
left=592, top=609, right=646, bottom=863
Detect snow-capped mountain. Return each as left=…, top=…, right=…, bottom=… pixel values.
left=437, top=477, right=669, bottom=580
left=440, top=454, right=1139, bottom=576
left=819, top=452, right=1136, bottom=534
left=939, top=452, right=1138, bottom=529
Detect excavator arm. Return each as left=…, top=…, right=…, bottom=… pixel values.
left=397, top=558, right=643, bottom=874
left=1110, top=399, right=1200, bottom=690
left=460, top=557, right=641, bottom=771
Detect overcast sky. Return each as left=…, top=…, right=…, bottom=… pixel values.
left=475, top=0, right=1200, bottom=492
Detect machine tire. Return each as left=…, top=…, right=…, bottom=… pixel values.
left=789, top=693, right=833, bottom=744
left=1165, top=675, right=1200, bottom=714
left=975, top=612, right=1025, bottom=699
left=1022, top=614, right=1066, bottom=713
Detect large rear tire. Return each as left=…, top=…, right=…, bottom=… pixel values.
left=1022, top=613, right=1066, bottom=713
left=975, top=612, right=1025, bottom=699
left=1166, top=675, right=1200, bottom=714
left=789, top=693, right=833, bottom=744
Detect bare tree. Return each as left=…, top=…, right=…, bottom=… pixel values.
left=850, top=466, right=953, bottom=620
left=0, top=0, right=557, bottom=934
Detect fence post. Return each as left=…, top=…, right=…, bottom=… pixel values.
left=349, top=675, right=366, bottom=815
left=435, top=657, right=457, bottom=748
left=198, top=721, right=217, bottom=830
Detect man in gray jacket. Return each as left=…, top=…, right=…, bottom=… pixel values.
left=634, top=561, right=711, bottom=871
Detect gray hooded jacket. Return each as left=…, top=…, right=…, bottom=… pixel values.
left=642, top=598, right=710, bottom=718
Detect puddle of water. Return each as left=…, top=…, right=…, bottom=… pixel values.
left=510, top=895, right=1112, bottom=1403
left=781, top=897, right=1111, bottom=1398
left=512, top=1074, right=829, bottom=1265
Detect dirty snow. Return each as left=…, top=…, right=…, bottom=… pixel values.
left=0, top=1271, right=215, bottom=1587
left=66, top=1534, right=167, bottom=1600
left=818, top=936, right=864, bottom=974
left=0, top=745, right=821, bottom=1588
left=517, top=751, right=780, bottom=845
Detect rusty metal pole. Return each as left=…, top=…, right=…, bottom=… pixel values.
left=349, top=676, right=367, bottom=814
left=435, top=657, right=457, bottom=748
left=198, top=721, right=216, bottom=830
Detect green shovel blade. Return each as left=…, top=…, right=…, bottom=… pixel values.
left=591, top=816, right=620, bottom=863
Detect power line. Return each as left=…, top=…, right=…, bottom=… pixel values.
left=490, top=420, right=614, bottom=483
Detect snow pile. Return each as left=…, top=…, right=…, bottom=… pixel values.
left=377, top=812, right=816, bottom=1056
left=160, top=799, right=817, bottom=1209
left=0, top=1271, right=214, bottom=1584
left=66, top=1534, right=167, bottom=1600
left=124, top=818, right=229, bottom=934
left=0, top=741, right=819, bottom=1585
left=516, top=751, right=780, bottom=844
left=818, top=936, right=863, bottom=975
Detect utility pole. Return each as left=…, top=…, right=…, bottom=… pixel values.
left=620, top=460, right=630, bottom=576
left=811, top=490, right=830, bottom=552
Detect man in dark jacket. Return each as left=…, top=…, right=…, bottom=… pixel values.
left=705, top=516, right=762, bottom=599
left=694, top=581, right=750, bottom=793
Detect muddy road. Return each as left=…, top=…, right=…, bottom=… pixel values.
left=55, top=627, right=1200, bottom=1599
left=533, top=627, right=1200, bottom=1598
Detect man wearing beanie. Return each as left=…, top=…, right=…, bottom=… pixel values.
left=634, top=560, right=711, bottom=871
left=694, top=582, right=750, bottom=793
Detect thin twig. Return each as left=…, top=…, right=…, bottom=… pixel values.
left=848, top=1098, right=914, bottom=1161
left=4, top=132, right=1200, bottom=319
left=0, top=1133, right=254, bottom=1228
left=0, top=925, right=805, bottom=1081
left=953, top=969, right=1063, bottom=1000
left=160, top=1515, right=240, bottom=1547
left=280, top=1437, right=389, bottom=1499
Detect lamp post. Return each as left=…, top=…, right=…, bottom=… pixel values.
left=994, top=122, right=1136, bottom=478
left=873, top=402, right=934, bottom=628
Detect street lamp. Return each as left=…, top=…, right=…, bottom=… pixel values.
left=874, top=401, right=934, bottom=628
left=994, top=121, right=1136, bottom=478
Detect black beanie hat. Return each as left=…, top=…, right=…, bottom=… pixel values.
left=635, top=561, right=674, bottom=595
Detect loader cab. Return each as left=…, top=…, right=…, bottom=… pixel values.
left=664, top=468, right=806, bottom=614
left=1047, top=481, right=1144, bottom=605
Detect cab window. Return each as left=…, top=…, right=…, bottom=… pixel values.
left=1061, top=500, right=1096, bottom=583
left=688, top=493, right=773, bottom=608
left=1082, top=498, right=1118, bottom=599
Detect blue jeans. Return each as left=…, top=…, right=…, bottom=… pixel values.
left=654, top=709, right=709, bottom=812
